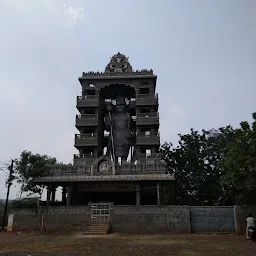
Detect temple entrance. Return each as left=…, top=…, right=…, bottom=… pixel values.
left=84, top=203, right=111, bottom=235
left=91, top=203, right=111, bottom=224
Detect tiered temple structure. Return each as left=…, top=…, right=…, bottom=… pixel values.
left=34, top=53, right=175, bottom=206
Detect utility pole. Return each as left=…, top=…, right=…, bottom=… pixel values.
left=1, top=160, right=14, bottom=230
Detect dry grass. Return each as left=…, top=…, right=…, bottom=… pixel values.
left=0, top=232, right=255, bottom=256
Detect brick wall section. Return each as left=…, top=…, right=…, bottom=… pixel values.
left=37, top=206, right=91, bottom=232
left=4, top=209, right=39, bottom=231
left=111, top=206, right=191, bottom=233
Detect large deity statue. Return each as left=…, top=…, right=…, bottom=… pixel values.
left=105, top=96, right=132, bottom=164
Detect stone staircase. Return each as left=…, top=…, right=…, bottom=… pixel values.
left=84, top=223, right=111, bottom=235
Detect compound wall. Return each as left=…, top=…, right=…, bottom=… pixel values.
left=5, top=205, right=255, bottom=234
left=111, top=206, right=191, bottom=233
left=190, top=206, right=235, bottom=233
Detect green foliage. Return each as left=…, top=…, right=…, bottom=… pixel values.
left=161, top=112, right=256, bottom=206
left=14, top=151, right=56, bottom=196
left=220, top=113, right=256, bottom=204
left=9, top=197, right=39, bottom=209
left=161, top=129, right=226, bottom=205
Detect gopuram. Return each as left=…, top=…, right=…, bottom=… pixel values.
left=34, top=53, right=175, bottom=206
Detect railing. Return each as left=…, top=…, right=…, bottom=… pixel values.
left=136, top=132, right=160, bottom=145
left=44, top=165, right=87, bottom=176
left=77, top=95, right=99, bottom=107
left=136, top=112, right=159, bottom=125
left=74, top=154, right=97, bottom=159
left=136, top=94, right=158, bottom=106
left=76, top=114, right=98, bottom=126
left=75, top=133, right=98, bottom=138
left=136, top=132, right=159, bottom=136
left=136, top=112, right=158, bottom=118
left=41, top=159, right=167, bottom=177
left=73, top=154, right=97, bottom=166
left=75, top=133, right=98, bottom=147
left=115, top=160, right=166, bottom=174
left=136, top=152, right=162, bottom=159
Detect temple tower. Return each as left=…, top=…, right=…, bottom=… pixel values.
left=34, top=53, right=174, bottom=206
left=74, top=52, right=160, bottom=168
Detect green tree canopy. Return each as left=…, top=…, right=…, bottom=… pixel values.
left=14, top=151, right=56, bottom=197
left=220, top=113, right=256, bottom=204
left=161, top=113, right=256, bottom=206
left=161, top=129, right=226, bottom=205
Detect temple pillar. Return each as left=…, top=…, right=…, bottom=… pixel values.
left=46, top=185, right=52, bottom=206
left=157, top=183, right=161, bottom=206
left=62, top=186, right=67, bottom=204
left=135, top=183, right=141, bottom=206
left=51, top=187, right=56, bottom=203
left=66, top=186, right=73, bottom=206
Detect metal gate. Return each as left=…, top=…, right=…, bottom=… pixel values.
left=91, top=203, right=111, bottom=224
left=190, top=207, right=236, bottom=233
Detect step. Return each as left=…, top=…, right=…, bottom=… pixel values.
left=84, top=231, right=109, bottom=235
left=86, top=227, right=108, bottom=230
left=86, top=226, right=109, bottom=230
left=84, top=223, right=110, bottom=235
left=84, top=231, right=108, bottom=234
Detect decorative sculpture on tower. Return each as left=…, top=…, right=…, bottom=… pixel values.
left=105, top=96, right=134, bottom=164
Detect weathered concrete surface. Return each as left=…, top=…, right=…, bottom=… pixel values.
left=190, top=206, right=236, bottom=233
left=8, top=206, right=190, bottom=233
left=112, top=206, right=191, bottom=233
left=39, top=206, right=91, bottom=232
left=6, top=205, right=255, bottom=234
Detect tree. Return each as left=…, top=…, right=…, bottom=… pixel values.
left=161, top=128, right=225, bottom=205
left=220, top=113, right=256, bottom=204
left=14, top=151, right=56, bottom=197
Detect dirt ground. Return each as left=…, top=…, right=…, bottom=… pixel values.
left=0, top=232, right=255, bottom=256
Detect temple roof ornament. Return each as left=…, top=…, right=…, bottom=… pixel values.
left=105, top=52, right=133, bottom=73
left=81, top=52, right=155, bottom=77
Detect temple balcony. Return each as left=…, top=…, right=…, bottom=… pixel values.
left=74, top=133, right=98, bottom=148
left=136, top=152, right=162, bottom=159
left=76, top=95, right=99, bottom=109
left=136, top=112, right=159, bottom=126
left=39, top=159, right=168, bottom=178
left=136, top=94, right=158, bottom=106
left=115, top=159, right=167, bottom=174
left=136, top=132, right=160, bottom=146
left=73, top=154, right=97, bottom=165
left=75, top=114, right=98, bottom=128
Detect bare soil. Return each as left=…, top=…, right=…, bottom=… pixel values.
left=0, top=232, right=255, bottom=256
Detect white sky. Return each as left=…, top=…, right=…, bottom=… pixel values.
left=0, top=0, right=255, bottom=199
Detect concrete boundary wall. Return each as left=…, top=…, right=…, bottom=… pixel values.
left=4, top=205, right=256, bottom=234
left=190, top=206, right=235, bottom=233
left=112, top=206, right=191, bottom=233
